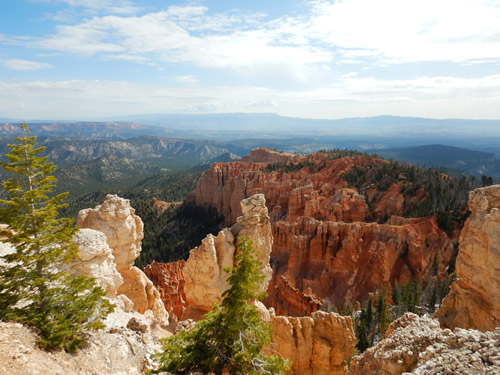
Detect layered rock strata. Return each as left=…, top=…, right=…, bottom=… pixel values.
left=434, top=184, right=500, bottom=331
left=77, top=194, right=169, bottom=325
left=269, top=215, right=452, bottom=313
left=189, top=148, right=455, bottom=313
left=349, top=312, right=500, bottom=375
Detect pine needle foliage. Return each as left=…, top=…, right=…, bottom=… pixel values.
left=152, top=238, right=290, bottom=374
left=0, top=122, right=113, bottom=351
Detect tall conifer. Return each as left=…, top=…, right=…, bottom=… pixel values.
left=152, top=238, right=289, bottom=374
left=0, top=122, right=113, bottom=351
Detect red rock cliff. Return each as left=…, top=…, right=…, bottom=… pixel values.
left=188, top=148, right=455, bottom=315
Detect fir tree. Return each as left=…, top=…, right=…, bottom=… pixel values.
left=0, top=122, right=113, bottom=351
left=152, top=238, right=289, bottom=374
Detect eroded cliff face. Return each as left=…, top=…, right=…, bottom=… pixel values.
left=269, top=215, right=452, bottom=314
left=144, top=260, right=186, bottom=321
left=434, top=185, right=500, bottom=331
left=188, top=148, right=455, bottom=314
left=77, top=194, right=169, bottom=325
left=167, top=194, right=273, bottom=320
left=349, top=313, right=500, bottom=375
left=270, top=311, right=355, bottom=375
left=146, top=194, right=356, bottom=374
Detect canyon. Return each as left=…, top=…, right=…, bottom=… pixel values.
left=1, top=182, right=499, bottom=374
left=183, top=148, right=457, bottom=315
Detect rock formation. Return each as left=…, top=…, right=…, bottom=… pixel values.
left=434, top=185, right=500, bottom=331
left=349, top=312, right=500, bottom=375
left=268, top=215, right=452, bottom=314
left=77, top=194, right=169, bottom=325
left=149, top=197, right=181, bottom=215
left=182, top=193, right=273, bottom=319
left=189, top=148, right=455, bottom=314
left=270, top=311, right=355, bottom=375
left=144, top=260, right=186, bottom=321
left=146, top=194, right=356, bottom=374
left=71, top=228, right=123, bottom=297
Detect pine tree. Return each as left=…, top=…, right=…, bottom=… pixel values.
left=0, top=122, right=113, bottom=351
left=152, top=238, right=290, bottom=374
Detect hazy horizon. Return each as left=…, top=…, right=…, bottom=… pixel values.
left=1, top=0, right=499, bottom=120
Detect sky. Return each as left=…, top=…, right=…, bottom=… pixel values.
left=0, top=0, right=499, bottom=120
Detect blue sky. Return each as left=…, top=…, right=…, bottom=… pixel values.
left=0, top=0, right=499, bottom=120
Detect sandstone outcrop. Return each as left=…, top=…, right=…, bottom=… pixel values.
left=349, top=312, right=500, bottom=375
left=77, top=194, right=169, bottom=325
left=149, top=197, right=181, bottom=215
left=189, top=148, right=456, bottom=314
left=71, top=228, right=123, bottom=297
left=270, top=311, right=355, bottom=375
left=434, top=185, right=500, bottom=331
left=182, top=193, right=273, bottom=318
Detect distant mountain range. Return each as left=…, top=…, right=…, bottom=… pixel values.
left=1, top=117, right=499, bottom=198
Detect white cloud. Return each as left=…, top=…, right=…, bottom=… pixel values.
left=0, top=58, right=53, bottom=71
left=308, top=0, right=500, bottom=63
left=28, top=7, right=331, bottom=81
left=171, top=75, right=199, bottom=84
left=31, top=0, right=140, bottom=15
left=1, top=75, right=499, bottom=120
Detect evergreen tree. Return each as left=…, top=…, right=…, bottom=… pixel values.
left=152, top=238, right=289, bottom=374
left=0, top=122, right=113, bottom=351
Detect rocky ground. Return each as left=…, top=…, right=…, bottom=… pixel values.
left=349, top=313, right=500, bottom=375
left=0, top=320, right=167, bottom=375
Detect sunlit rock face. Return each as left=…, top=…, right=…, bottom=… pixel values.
left=434, top=185, right=500, bottom=331
left=189, top=148, right=455, bottom=315
left=72, top=228, right=123, bottom=297
left=270, top=311, right=355, bottom=375
left=349, top=312, right=500, bottom=375
left=77, top=194, right=169, bottom=325
left=181, top=193, right=273, bottom=319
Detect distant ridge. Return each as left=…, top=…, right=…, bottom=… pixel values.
left=372, top=144, right=500, bottom=180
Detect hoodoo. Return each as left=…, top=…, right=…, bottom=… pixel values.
left=188, top=148, right=455, bottom=314
left=434, top=184, right=500, bottom=331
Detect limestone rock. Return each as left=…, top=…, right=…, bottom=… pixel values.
left=349, top=312, right=500, bottom=375
left=270, top=311, right=355, bottom=375
left=232, top=193, right=273, bottom=291
left=183, top=229, right=235, bottom=315
left=72, top=228, right=123, bottom=297
left=182, top=194, right=273, bottom=317
left=77, top=194, right=169, bottom=325
left=434, top=185, right=500, bottom=331
left=77, top=194, right=143, bottom=271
